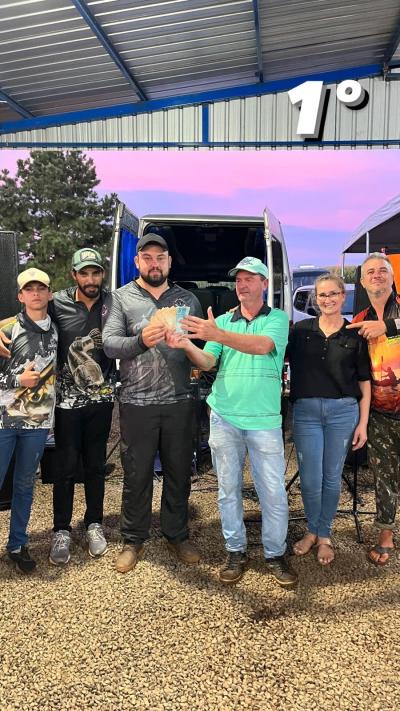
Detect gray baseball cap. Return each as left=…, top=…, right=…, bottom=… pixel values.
left=137, top=233, right=168, bottom=252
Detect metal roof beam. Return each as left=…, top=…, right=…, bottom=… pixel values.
left=0, top=89, right=33, bottom=118
left=70, top=0, right=147, bottom=101
left=0, top=63, right=381, bottom=136
left=384, top=11, right=400, bottom=65
left=252, top=0, right=264, bottom=82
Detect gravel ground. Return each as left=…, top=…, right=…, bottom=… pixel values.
left=1, top=440, right=399, bottom=711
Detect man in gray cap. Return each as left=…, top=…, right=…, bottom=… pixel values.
left=167, top=257, right=297, bottom=588
left=102, top=233, right=203, bottom=573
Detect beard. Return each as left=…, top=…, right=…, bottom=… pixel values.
left=140, top=269, right=168, bottom=287
left=78, top=283, right=101, bottom=299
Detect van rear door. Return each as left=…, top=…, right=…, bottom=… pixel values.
left=263, top=207, right=293, bottom=320
left=110, top=202, right=139, bottom=290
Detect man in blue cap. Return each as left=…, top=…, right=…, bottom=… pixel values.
left=167, top=257, right=297, bottom=588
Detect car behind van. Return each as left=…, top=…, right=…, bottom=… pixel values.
left=293, top=283, right=355, bottom=323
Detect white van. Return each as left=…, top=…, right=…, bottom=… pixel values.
left=109, top=203, right=293, bottom=470
left=110, top=203, right=293, bottom=321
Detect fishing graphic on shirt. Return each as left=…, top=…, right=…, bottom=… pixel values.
left=58, top=328, right=114, bottom=408
left=368, top=334, right=400, bottom=415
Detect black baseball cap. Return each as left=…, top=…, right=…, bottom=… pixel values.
left=137, top=233, right=168, bottom=252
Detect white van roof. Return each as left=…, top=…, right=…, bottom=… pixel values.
left=141, top=211, right=285, bottom=244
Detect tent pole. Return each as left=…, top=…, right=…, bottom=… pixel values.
left=366, top=231, right=370, bottom=255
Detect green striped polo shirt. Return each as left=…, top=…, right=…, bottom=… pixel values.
left=204, top=305, right=289, bottom=430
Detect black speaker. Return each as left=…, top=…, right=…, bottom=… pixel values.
left=0, top=231, right=19, bottom=320
left=0, top=454, right=14, bottom=512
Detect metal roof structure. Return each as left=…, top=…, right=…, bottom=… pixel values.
left=1, top=0, right=400, bottom=147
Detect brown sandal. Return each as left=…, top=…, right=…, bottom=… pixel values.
left=293, top=532, right=317, bottom=557
left=368, top=544, right=395, bottom=567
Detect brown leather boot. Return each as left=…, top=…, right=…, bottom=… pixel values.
left=115, top=544, right=144, bottom=573
left=167, top=540, right=200, bottom=564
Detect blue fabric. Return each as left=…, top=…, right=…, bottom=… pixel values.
left=118, top=227, right=138, bottom=287
left=0, top=428, right=48, bottom=550
left=208, top=410, right=288, bottom=558
left=293, top=397, right=359, bottom=538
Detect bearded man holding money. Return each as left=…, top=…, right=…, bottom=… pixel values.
left=102, top=233, right=203, bottom=573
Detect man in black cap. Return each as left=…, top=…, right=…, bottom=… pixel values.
left=102, top=233, right=203, bottom=573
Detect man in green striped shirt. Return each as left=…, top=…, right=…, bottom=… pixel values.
left=166, top=257, right=297, bottom=588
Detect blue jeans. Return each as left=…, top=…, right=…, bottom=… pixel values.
left=293, top=398, right=359, bottom=538
left=0, top=428, right=49, bottom=551
left=208, top=411, right=288, bottom=558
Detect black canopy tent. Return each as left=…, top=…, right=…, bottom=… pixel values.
left=342, top=194, right=400, bottom=257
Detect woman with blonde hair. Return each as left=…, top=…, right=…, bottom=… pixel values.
left=288, top=274, right=371, bottom=564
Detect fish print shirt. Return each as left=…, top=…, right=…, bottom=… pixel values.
left=0, top=312, right=58, bottom=429
left=50, top=288, right=115, bottom=409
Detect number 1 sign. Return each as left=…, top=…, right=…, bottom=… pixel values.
left=288, top=80, right=367, bottom=138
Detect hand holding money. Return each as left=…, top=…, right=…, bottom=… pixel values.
left=141, top=324, right=167, bottom=348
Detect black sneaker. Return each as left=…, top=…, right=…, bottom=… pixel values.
left=265, top=555, right=298, bottom=588
left=8, top=545, right=37, bottom=574
left=219, top=551, right=248, bottom=584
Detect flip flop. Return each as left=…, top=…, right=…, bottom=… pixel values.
left=316, top=541, right=335, bottom=565
left=368, top=544, right=395, bottom=567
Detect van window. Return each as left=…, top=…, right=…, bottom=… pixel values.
left=141, top=220, right=285, bottom=316
left=143, top=222, right=268, bottom=282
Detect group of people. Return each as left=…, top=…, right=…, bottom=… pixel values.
left=0, top=237, right=399, bottom=584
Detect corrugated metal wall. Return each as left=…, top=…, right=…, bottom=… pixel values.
left=1, top=76, right=399, bottom=148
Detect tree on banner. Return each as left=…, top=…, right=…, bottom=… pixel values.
left=0, top=151, right=118, bottom=290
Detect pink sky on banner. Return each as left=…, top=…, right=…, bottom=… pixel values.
left=1, top=149, right=399, bottom=265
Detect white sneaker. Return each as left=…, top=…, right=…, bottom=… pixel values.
left=86, top=523, right=107, bottom=558
left=49, top=530, right=71, bottom=565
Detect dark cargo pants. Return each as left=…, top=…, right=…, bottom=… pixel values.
left=368, top=410, right=400, bottom=530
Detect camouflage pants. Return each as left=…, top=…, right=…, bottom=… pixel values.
left=368, top=410, right=400, bottom=529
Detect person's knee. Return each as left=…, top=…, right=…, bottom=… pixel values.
left=14, top=470, right=36, bottom=493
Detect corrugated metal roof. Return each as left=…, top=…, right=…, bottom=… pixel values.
left=1, top=75, right=399, bottom=149
left=1, top=0, right=400, bottom=128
